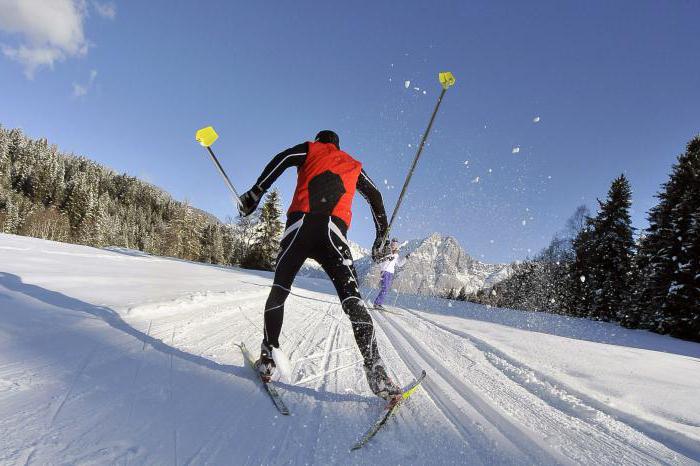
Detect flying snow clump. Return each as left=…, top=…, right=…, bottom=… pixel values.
left=533, top=116, right=541, bottom=123
left=404, top=80, right=410, bottom=89
left=512, top=146, right=521, bottom=154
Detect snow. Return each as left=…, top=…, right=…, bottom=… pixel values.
left=404, top=80, right=410, bottom=88
left=472, top=176, right=480, bottom=183
left=533, top=116, right=541, bottom=123
left=512, top=146, right=521, bottom=154
left=1, top=233, right=699, bottom=465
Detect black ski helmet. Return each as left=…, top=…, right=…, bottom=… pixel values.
left=315, top=130, right=340, bottom=149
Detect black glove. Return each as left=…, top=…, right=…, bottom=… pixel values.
left=238, top=185, right=264, bottom=217
left=371, top=236, right=392, bottom=263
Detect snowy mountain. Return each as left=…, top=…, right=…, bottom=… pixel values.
left=300, top=233, right=511, bottom=296
left=355, top=233, right=512, bottom=295
left=1, top=233, right=698, bottom=464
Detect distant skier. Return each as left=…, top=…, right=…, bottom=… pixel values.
left=238, top=130, right=400, bottom=399
left=373, top=238, right=409, bottom=311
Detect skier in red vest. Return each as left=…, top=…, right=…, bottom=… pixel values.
left=238, top=130, right=400, bottom=399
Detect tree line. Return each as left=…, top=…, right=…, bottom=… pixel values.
left=2, top=125, right=697, bottom=342
left=0, top=125, right=283, bottom=271
left=453, top=136, right=700, bottom=342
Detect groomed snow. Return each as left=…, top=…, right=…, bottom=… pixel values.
left=1, top=233, right=698, bottom=465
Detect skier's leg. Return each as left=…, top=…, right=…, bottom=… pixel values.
left=373, top=272, right=393, bottom=306
left=262, top=215, right=308, bottom=350
left=313, top=218, right=379, bottom=364
left=314, top=218, right=400, bottom=398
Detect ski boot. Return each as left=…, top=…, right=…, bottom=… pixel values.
left=364, top=361, right=402, bottom=400
left=254, top=342, right=276, bottom=383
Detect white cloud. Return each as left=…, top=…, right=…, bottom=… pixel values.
left=92, top=1, right=116, bottom=19
left=0, top=0, right=89, bottom=77
left=72, top=68, right=97, bottom=97
left=72, top=82, right=87, bottom=97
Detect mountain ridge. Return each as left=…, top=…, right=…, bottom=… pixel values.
left=300, top=232, right=512, bottom=296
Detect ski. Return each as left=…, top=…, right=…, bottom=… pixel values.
left=350, top=370, right=427, bottom=451
left=237, top=342, right=290, bottom=415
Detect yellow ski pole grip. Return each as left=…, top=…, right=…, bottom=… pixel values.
left=439, top=71, right=456, bottom=90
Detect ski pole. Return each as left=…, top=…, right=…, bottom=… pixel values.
left=195, top=126, right=244, bottom=210
left=380, top=71, right=456, bottom=249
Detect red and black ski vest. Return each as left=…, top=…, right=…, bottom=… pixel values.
left=288, top=141, right=362, bottom=228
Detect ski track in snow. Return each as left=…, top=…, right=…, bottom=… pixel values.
left=381, top=308, right=694, bottom=465
left=0, top=234, right=698, bottom=465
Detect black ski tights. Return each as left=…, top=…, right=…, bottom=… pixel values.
left=262, top=212, right=380, bottom=368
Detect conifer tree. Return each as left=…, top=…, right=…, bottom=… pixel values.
left=570, top=175, right=635, bottom=321
left=457, top=286, right=468, bottom=301
left=200, top=223, right=224, bottom=264
left=569, top=223, right=595, bottom=316
left=251, top=189, right=284, bottom=270
left=636, top=136, right=700, bottom=341
left=591, top=174, right=636, bottom=320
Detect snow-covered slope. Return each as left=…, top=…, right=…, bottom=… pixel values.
left=357, top=233, right=512, bottom=295
left=1, top=233, right=699, bottom=465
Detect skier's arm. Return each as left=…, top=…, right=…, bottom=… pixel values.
left=239, top=142, right=307, bottom=216
left=356, top=169, right=389, bottom=238
left=253, top=142, right=308, bottom=192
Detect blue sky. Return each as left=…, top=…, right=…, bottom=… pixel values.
left=1, top=0, right=698, bottom=263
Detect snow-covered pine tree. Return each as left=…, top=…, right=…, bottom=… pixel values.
left=635, top=136, right=700, bottom=341
left=569, top=222, right=596, bottom=317
left=200, top=222, right=224, bottom=264
left=233, top=211, right=259, bottom=266
left=591, top=174, right=636, bottom=321
left=251, top=189, right=284, bottom=270
left=570, top=176, right=635, bottom=321
left=457, top=286, right=468, bottom=301
left=0, top=125, right=10, bottom=187
left=180, top=203, right=203, bottom=261
left=221, top=221, right=236, bottom=265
